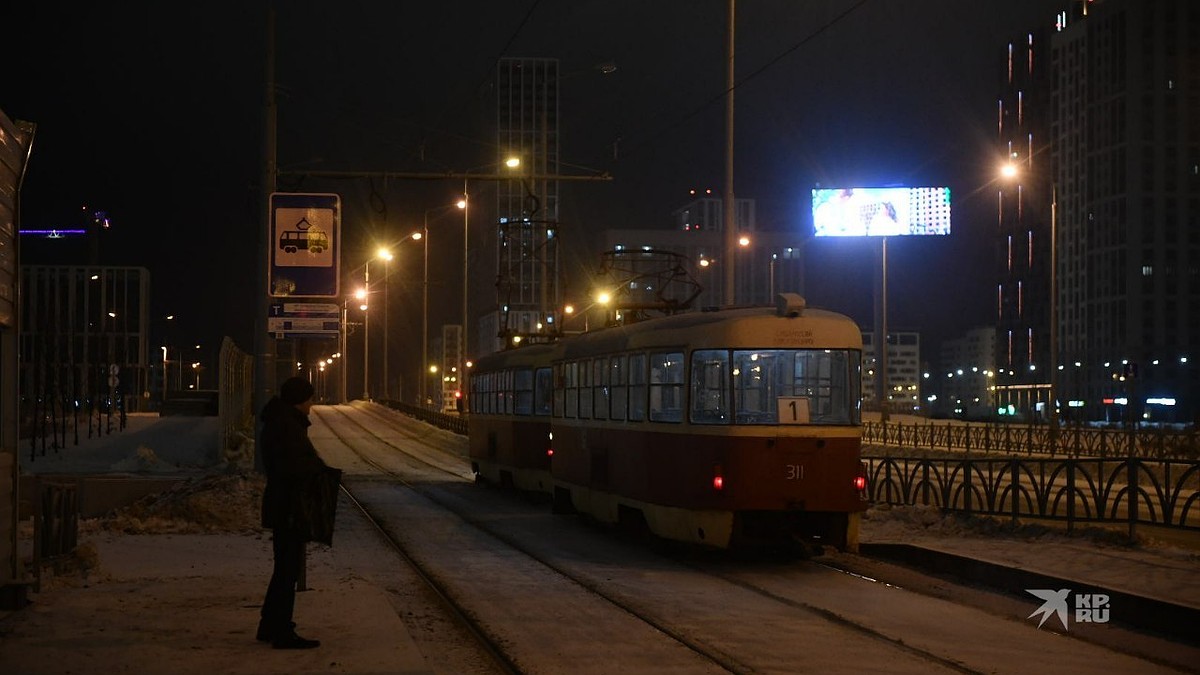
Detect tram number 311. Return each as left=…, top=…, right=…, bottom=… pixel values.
left=785, top=464, right=805, bottom=480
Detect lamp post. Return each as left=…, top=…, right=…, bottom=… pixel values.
left=339, top=300, right=349, bottom=403
left=417, top=200, right=467, bottom=409
left=356, top=285, right=368, bottom=399
left=461, top=181, right=470, bottom=407
left=1049, top=182, right=1059, bottom=445
left=376, top=247, right=393, bottom=399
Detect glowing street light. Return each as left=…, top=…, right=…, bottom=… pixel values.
left=419, top=201, right=465, bottom=408
left=375, top=246, right=394, bottom=399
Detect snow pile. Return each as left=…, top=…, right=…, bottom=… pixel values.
left=108, top=445, right=162, bottom=472
left=862, top=503, right=1198, bottom=562
left=85, top=471, right=266, bottom=535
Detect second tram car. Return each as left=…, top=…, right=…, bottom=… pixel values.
left=468, top=294, right=867, bottom=551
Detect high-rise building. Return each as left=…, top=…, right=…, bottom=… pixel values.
left=995, top=24, right=1054, bottom=420
left=861, top=331, right=922, bottom=414
left=938, top=327, right=998, bottom=419
left=19, top=265, right=151, bottom=412
left=492, top=57, right=563, bottom=351
left=997, top=0, right=1199, bottom=424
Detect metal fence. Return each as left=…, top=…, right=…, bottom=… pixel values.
left=864, top=419, right=1199, bottom=460
left=380, top=399, right=468, bottom=435
left=32, top=479, right=78, bottom=591
left=865, top=455, right=1200, bottom=536
left=217, top=337, right=255, bottom=468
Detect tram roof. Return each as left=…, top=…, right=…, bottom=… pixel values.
left=559, top=303, right=862, bottom=359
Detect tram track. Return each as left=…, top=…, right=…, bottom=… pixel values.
left=304, top=403, right=1188, bottom=674
left=314, top=404, right=750, bottom=673
left=321, top=405, right=906, bottom=672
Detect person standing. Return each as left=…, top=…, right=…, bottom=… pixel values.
left=256, top=376, right=329, bottom=649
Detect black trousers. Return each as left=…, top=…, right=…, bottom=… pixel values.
left=260, top=528, right=304, bottom=635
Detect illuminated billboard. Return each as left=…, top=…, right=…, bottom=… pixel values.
left=812, top=186, right=951, bottom=237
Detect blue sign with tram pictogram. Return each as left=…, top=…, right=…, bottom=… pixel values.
left=269, top=192, right=340, bottom=298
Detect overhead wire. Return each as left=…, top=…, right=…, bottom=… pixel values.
left=614, top=0, right=871, bottom=162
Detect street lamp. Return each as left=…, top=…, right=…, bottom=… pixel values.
left=356, top=247, right=393, bottom=401
left=355, top=286, right=368, bottom=399
left=375, top=246, right=393, bottom=399
left=418, top=200, right=466, bottom=409
left=459, top=158, right=520, bottom=411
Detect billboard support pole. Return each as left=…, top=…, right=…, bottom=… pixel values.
left=880, top=236, right=889, bottom=423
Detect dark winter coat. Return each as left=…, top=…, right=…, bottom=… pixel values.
left=259, top=396, right=334, bottom=540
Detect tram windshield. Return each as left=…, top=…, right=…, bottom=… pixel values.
left=690, top=349, right=861, bottom=426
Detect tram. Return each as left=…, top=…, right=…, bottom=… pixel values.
left=468, top=294, right=868, bottom=551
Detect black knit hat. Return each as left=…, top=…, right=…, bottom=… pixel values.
left=280, top=376, right=315, bottom=405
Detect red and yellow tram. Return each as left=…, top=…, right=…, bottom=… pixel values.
left=469, top=294, right=867, bottom=551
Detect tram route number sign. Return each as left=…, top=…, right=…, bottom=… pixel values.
left=777, top=396, right=810, bottom=424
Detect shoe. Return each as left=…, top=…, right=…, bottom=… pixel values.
left=256, top=621, right=295, bottom=643
left=272, top=632, right=320, bottom=650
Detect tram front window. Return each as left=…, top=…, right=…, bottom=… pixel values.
left=689, top=349, right=858, bottom=425
left=735, top=349, right=858, bottom=425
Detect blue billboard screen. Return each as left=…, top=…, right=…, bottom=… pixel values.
left=812, top=186, right=951, bottom=237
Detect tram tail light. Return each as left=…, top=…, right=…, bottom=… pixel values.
left=854, top=462, right=868, bottom=494
left=712, top=464, right=724, bottom=491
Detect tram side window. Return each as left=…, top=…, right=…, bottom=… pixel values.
left=690, top=350, right=730, bottom=424
left=593, top=357, right=609, bottom=419
left=491, top=371, right=500, bottom=414
left=628, top=353, right=647, bottom=421
left=534, top=367, right=553, bottom=416
left=609, top=355, right=627, bottom=421
left=649, top=351, right=684, bottom=423
left=480, top=369, right=489, bottom=413
left=564, top=361, right=578, bottom=418
left=501, top=367, right=511, bottom=415
left=578, top=359, right=592, bottom=419
left=514, top=368, right=534, bottom=415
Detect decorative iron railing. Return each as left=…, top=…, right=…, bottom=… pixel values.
left=864, top=455, right=1200, bottom=535
left=381, top=399, right=468, bottom=435
left=864, top=420, right=1199, bottom=460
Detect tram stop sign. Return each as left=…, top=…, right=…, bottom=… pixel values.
left=269, top=193, right=341, bottom=298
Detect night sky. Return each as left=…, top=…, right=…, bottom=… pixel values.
left=5, top=1, right=1059, bottom=370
